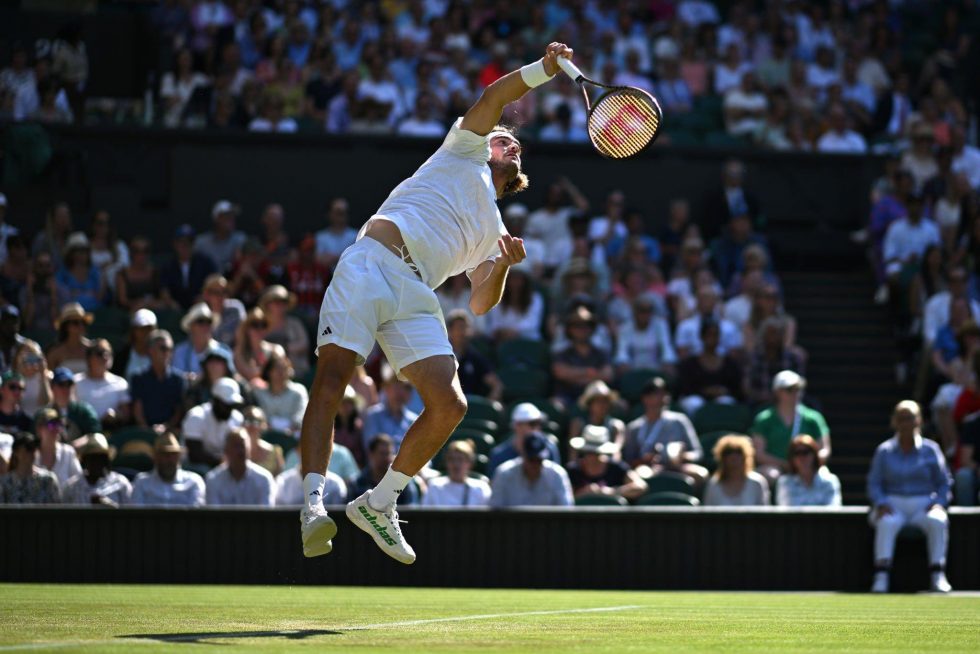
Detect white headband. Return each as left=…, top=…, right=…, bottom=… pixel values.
left=488, top=131, right=519, bottom=146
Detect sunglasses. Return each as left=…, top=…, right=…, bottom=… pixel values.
left=24, top=355, right=43, bottom=366
left=5, top=384, right=25, bottom=392
left=44, top=420, right=63, bottom=429
left=243, top=418, right=264, bottom=426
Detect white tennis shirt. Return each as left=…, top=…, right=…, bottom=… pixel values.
left=361, top=117, right=507, bottom=290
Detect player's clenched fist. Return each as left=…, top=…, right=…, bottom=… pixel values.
left=542, top=42, right=574, bottom=77
left=496, top=234, right=527, bottom=267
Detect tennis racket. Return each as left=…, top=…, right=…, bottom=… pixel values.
left=556, top=57, right=663, bottom=159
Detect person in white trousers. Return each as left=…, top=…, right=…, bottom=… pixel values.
left=867, top=400, right=953, bottom=593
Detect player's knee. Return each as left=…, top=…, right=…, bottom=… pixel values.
left=429, top=390, right=467, bottom=423
left=311, top=370, right=347, bottom=406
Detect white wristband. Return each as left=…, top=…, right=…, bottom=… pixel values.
left=520, top=59, right=554, bottom=88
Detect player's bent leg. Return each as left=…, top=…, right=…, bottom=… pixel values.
left=347, top=355, right=465, bottom=565
left=299, top=344, right=358, bottom=558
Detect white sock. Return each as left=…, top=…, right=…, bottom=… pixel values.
left=302, top=473, right=326, bottom=508
left=368, top=467, right=411, bottom=510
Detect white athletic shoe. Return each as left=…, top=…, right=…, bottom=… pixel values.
left=346, top=490, right=416, bottom=565
left=930, top=571, right=952, bottom=593
left=300, top=504, right=337, bottom=558
left=871, top=571, right=889, bottom=594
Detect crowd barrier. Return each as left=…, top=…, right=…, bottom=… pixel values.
left=2, top=506, right=977, bottom=591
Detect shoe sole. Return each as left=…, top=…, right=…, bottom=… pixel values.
left=302, top=515, right=338, bottom=558
left=346, top=501, right=416, bottom=565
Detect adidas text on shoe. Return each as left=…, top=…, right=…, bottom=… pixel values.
left=346, top=491, right=416, bottom=565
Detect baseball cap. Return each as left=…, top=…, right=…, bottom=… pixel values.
left=772, top=370, right=805, bottom=392
left=174, top=224, right=195, bottom=240
left=640, top=376, right=669, bottom=396
left=1, top=370, right=24, bottom=385
left=132, top=308, right=158, bottom=328
left=511, top=402, right=544, bottom=424
left=503, top=203, right=529, bottom=221
left=523, top=432, right=549, bottom=460
left=52, top=367, right=75, bottom=385
left=200, top=346, right=236, bottom=374
left=211, top=377, right=244, bottom=405
left=211, top=200, right=237, bottom=218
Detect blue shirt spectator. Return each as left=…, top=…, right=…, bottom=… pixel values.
left=867, top=434, right=951, bottom=508
left=487, top=435, right=561, bottom=479
left=361, top=385, right=418, bottom=453
left=131, top=331, right=185, bottom=428
left=776, top=467, right=842, bottom=506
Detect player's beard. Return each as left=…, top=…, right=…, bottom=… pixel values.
left=489, top=158, right=529, bottom=196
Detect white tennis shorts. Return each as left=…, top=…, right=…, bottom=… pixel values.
left=316, top=237, right=452, bottom=377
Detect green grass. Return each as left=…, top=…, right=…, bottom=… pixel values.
left=1, top=585, right=979, bottom=653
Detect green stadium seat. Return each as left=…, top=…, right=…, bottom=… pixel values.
left=636, top=491, right=700, bottom=506
left=112, top=452, right=153, bottom=473
left=464, top=395, right=505, bottom=425
left=498, top=367, right=550, bottom=402
left=457, top=418, right=500, bottom=439
left=642, top=472, right=697, bottom=497
left=433, top=429, right=495, bottom=474
left=497, top=338, right=549, bottom=370
left=90, top=306, right=129, bottom=336
left=154, top=307, right=183, bottom=338
left=468, top=336, right=496, bottom=365
left=665, top=128, right=701, bottom=146
left=22, top=328, right=56, bottom=350
left=261, top=429, right=297, bottom=454
left=704, top=131, right=749, bottom=148
left=616, top=369, right=669, bottom=403
left=692, top=403, right=753, bottom=435
left=108, top=425, right=157, bottom=451
left=185, top=462, right=214, bottom=478
left=575, top=493, right=628, bottom=506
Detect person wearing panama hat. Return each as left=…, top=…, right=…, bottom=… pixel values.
left=56, top=231, right=104, bottom=313
left=131, top=431, right=206, bottom=507
left=260, top=284, right=311, bottom=377
left=570, top=380, right=626, bottom=458
left=567, top=425, right=647, bottom=501
left=62, top=432, right=132, bottom=506
left=172, top=302, right=233, bottom=377
left=46, top=302, right=94, bottom=374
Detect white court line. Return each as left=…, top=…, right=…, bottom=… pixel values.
left=0, top=604, right=643, bottom=651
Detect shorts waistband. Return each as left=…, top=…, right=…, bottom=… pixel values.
left=355, top=236, right=424, bottom=281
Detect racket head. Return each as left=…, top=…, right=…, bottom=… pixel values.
left=586, top=87, right=663, bottom=159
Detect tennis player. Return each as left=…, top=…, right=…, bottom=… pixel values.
left=299, top=43, right=575, bottom=562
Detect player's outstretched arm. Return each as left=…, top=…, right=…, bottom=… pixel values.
left=460, top=42, right=574, bottom=136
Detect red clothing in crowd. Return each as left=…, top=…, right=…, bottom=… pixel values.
left=287, top=260, right=331, bottom=311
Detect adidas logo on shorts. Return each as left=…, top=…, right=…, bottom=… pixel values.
left=321, top=326, right=333, bottom=336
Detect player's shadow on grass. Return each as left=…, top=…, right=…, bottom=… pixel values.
left=120, top=629, right=342, bottom=644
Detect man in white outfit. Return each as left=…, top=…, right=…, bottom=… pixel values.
left=299, top=43, right=577, bottom=563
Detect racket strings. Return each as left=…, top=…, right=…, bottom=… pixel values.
left=588, top=90, right=661, bottom=159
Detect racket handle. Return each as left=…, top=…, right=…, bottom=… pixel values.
left=556, top=57, right=584, bottom=83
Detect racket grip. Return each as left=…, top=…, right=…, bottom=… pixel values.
left=556, top=57, right=584, bottom=82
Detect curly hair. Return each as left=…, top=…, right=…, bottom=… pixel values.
left=490, top=124, right=529, bottom=196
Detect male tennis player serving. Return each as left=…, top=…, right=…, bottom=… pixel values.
left=298, top=43, right=575, bottom=562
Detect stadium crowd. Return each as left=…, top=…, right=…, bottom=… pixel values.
left=0, top=0, right=977, bottom=152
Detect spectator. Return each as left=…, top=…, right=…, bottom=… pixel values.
left=446, top=310, right=502, bottom=402
left=32, top=202, right=73, bottom=270
left=0, top=304, right=25, bottom=373
left=775, top=434, right=842, bottom=507
left=744, top=316, right=806, bottom=406
left=949, top=125, right=980, bottom=192
left=348, top=434, right=419, bottom=505
left=20, top=251, right=62, bottom=335
left=73, top=339, right=130, bottom=429
left=314, top=198, right=356, bottom=269
left=248, top=89, right=298, bottom=132
left=923, top=267, right=980, bottom=347
left=570, top=381, right=626, bottom=453
left=254, top=352, right=308, bottom=435
left=490, top=432, right=574, bottom=507
left=613, top=295, right=676, bottom=375
left=882, top=191, right=940, bottom=285
left=710, top=214, right=770, bottom=291
left=183, top=377, right=245, bottom=467
left=233, top=307, right=283, bottom=385
left=131, top=330, right=186, bottom=429
left=205, top=428, right=276, bottom=506
left=87, top=210, right=128, bottom=293
left=867, top=400, right=952, bottom=593
left=482, top=265, right=545, bottom=342
left=160, top=224, right=217, bottom=310
left=194, top=200, right=247, bottom=274
left=62, top=433, right=132, bottom=506
left=567, top=425, right=647, bottom=501
left=130, top=431, right=205, bottom=507
left=47, top=366, right=101, bottom=442
left=901, top=122, right=940, bottom=193
left=703, top=434, right=770, bottom=506
left=714, top=43, right=752, bottom=96
left=276, top=462, right=346, bottom=506
left=816, top=103, right=868, bottom=155
left=46, top=303, right=93, bottom=375
left=56, top=232, right=103, bottom=312
left=333, top=384, right=366, bottom=468
left=201, top=273, right=245, bottom=347
left=0, top=234, right=29, bottom=308
left=751, top=370, right=831, bottom=485
left=551, top=306, right=614, bottom=405
left=114, top=309, right=157, bottom=382
left=173, top=302, right=232, bottom=377
left=240, top=405, right=284, bottom=476
left=0, top=432, right=60, bottom=504
left=623, top=377, right=707, bottom=485
left=674, top=285, right=743, bottom=358
left=676, top=319, right=745, bottom=415
left=525, top=178, right=589, bottom=272
left=703, top=159, right=760, bottom=243
left=397, top=92, right=445, bottom=137
left=723, top=71, right=767, bottom=137
left=538, top=103, right=589, bottom=143
left=12, top=340, right=51, bottom=416
left=259, top=285, right=311, bottom=378
left=361, top=370, right=418, bottom=454
left=286, top=235, right=331, bottom=318
left=33, top=406, right=81, bottom=486
left=114, top=236, right=162, bottom=311
left=655, top=55, right=693, bottom=114
left=0, top=370, right=32, bottom=433
left=487, top=403, right=562, bottom=478
left=742, top=281, right=797, bottom=356
left=184, top=346, right=246, bottom=411
left=160, top=48, right=210, bottom=127
left=422, top=439, right=492, bottom=507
